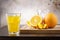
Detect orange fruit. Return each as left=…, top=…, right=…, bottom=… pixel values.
left=43, top=24, right=48, bottom=29
left=30, top=15, right=42, bottom=27
left=38, top=23, right=43, bottom=29
left=27, top=21, right=31, bottom=27
left=44, top=12, right=58, bottom=28
left=38, top=23, right=48, bottom=29
left=27, top=15, right=42, bottom=28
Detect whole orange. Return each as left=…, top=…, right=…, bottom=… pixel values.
left=44, top=12, right=58, bottom=28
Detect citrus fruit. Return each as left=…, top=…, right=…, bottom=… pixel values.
left=38, top=23, right=43, bottom=29
left=27, top=21, right=31, bottom=27
left=44, top=12, right=58, bottom=28
left=43, top=24, right=48, bottom=29
left=38, top=23, right=48, bottom=29
left=30, top=15, right=42, bottom=27
left=27, top=15, right=42, bottom=28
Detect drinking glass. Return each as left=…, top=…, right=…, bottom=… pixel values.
left=6, top=13, right=21, bottom=36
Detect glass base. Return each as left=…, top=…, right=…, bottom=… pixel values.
left=8, top=32, right=20, bottom=36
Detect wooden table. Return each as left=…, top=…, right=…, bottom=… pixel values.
left=0, top=25, right=60, bottom=37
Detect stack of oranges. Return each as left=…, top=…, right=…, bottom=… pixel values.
left=27, top=12, right=58, bottom=29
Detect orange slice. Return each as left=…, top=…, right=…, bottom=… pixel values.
left=38, top=23, right=48, bottom=29
left=43, top=24, right=48, bottom=29
left=38, top=23, right=43, bottom=29
left=27, top=21, right=31, bottom=27
left=30, top=15, right=42, bottom=26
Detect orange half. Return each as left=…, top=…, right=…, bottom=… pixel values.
left=30, top=15, right=42, bottom=26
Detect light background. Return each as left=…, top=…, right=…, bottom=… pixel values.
left=0, top=0, right=60, bottom=27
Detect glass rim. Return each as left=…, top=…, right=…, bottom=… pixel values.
left=6, top=13, right=21, bottom=16
left=6, top=13, right=21, bottom=14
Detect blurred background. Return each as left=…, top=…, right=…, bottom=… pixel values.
left=0, top=0, right=60, bottom=27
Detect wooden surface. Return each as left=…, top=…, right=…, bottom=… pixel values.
left=0, top=25, right=60, bottom=36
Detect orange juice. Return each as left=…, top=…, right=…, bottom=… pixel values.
left=7, top=16, right=20, bottom=33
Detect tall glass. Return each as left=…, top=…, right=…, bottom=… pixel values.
left=6, top=13, right=21, bottom=36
